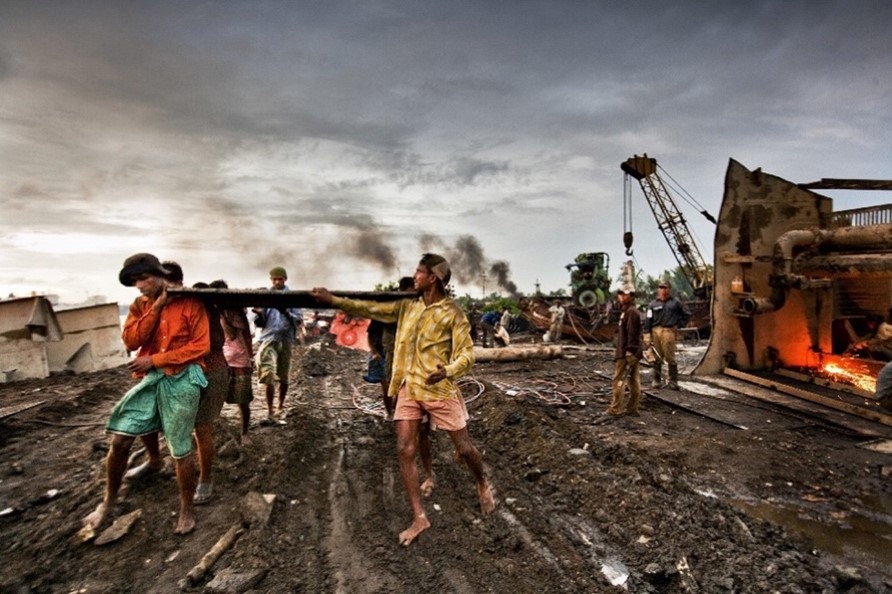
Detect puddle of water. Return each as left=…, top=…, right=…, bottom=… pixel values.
left=729, top=497, right=892, bottom=574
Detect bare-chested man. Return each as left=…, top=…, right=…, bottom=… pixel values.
left=83, top=253, right=209, bottom=535
left=312, top=253, right=495, bottom=546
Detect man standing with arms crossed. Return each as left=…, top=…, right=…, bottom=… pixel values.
left=83, top=253, right=209, bottom=535
left=644, top=280, right=690, bottom=390
left=312, top=253, right=495, bottom=546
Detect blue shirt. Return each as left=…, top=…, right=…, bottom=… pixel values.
left=255, top=284, right=302, bottom=344
left=481, top=311, right=500, bottom=326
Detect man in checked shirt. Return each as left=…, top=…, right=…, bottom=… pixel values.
left=312, top=253, right=495, bottom=546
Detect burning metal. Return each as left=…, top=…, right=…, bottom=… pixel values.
left=819, top=360, right=877, bottom=394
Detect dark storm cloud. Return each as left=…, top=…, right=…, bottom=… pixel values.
left=4, top=2, right=888, bottom=181
left=1, top=0, right=891, bottom=302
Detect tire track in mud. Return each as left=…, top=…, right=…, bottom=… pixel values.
left=320, top=376, right=402, bottom=593
left=292, top=360, right=602, bottom=593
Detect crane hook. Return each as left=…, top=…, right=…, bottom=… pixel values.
left=623, top=231, right=634, bottom=256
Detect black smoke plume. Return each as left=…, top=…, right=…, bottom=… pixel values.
left=418, top=233, right=518, bottom=297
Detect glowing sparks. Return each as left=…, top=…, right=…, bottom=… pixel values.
left=820, top=362, right=877, bottom=393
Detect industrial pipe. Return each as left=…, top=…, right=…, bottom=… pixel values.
left=793, top=253, right=892, bottom=278
left=748, top=223, right=892, bottom=315
left=774, top=229, right=818, bottom=276
left=774, top=224, right=892, bottom=276
left=740, top=286, right=786, bottom=315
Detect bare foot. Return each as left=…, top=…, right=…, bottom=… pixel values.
left=477, top=482, right=496, bottom=515
left=420, top=475, right=436, bottom=498
left=398, top=514, right=431, bottom=546
left=240, top=433, right=252, bottom=446
left=82, top=501, right=113, bottom=531
left=174, top=511, right=196, bottom=535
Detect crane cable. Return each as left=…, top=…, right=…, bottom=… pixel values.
left=656, top=164, right=717, bottom=225
left=623, top=174, right=634, bottom=256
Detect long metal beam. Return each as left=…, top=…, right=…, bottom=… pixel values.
left=644, top=389, right=750, bottom=430
left=167, top=288, right=416, bottom=309
left=799, top=179, right=892, bottom=191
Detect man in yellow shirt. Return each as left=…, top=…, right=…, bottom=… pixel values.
left=312, top=253, right=495, bottom=546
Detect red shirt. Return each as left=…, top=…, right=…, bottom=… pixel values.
left=123, top=295, right=210, bottom=377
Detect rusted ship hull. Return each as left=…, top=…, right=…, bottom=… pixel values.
left=520, top=297, right=618, bottom=345
left=522, top=296, right=711, bottom=345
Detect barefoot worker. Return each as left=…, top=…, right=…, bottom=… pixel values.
left=312, top=253, right=495, bottom=546
left=83, top=253, right=210, bottom=535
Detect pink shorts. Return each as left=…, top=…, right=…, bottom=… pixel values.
left=394, top=386, right=468, bottom=432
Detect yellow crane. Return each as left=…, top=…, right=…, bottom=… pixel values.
left=621, top=154, right=715, bottom=298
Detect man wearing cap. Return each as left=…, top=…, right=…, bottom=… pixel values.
left=253, top=266, right=303, bottom=420
left=606, top=285, right=643, bottom=416
left=122, top=260, right=185, bottom=481
left=644, top=280, right=690, bottom=390
left=312, top=253, right=495, bottom=546
left=83, top=253, right=210, bottom=535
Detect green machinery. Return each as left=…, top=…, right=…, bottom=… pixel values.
left=566, top=252, right=611, bottom=308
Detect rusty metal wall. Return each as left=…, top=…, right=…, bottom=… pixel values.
left=696, top=159, right=892, bottom=376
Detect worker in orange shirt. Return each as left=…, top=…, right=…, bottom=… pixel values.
left=82, top=253, right=209, bottom=535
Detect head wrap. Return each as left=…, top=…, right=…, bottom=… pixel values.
left=118, top=253, right=170, bottom=287
left=421, top=253, right=451, bottom=286
left=616, top=284, right=637, bottom=296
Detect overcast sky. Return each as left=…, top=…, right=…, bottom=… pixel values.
left=1, top=0, right=890, bottom=305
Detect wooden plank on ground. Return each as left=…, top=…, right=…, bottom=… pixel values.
left=705, top=371, right=892, bottom=438
left=723, top=368, right=892, bottom=428
left=701, top=375, right=883, bottom=437
left=0, top=400, right=46, bottom=421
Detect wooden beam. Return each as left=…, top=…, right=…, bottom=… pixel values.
left=473, top=345, right=563, bottom=362
left=723, top=368, right=892, bottom=428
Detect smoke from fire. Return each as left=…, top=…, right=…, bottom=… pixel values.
left=349, top=224, right=397, bottom=271
left=419, top=233, right=519, bottom=297
left=196, top=198, right=515, bottom=295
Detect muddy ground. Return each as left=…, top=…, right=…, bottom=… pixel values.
left=2, top=333, right=892, bottom=594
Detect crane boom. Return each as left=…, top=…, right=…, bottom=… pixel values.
left=621, top=154, right=713, bottom=297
